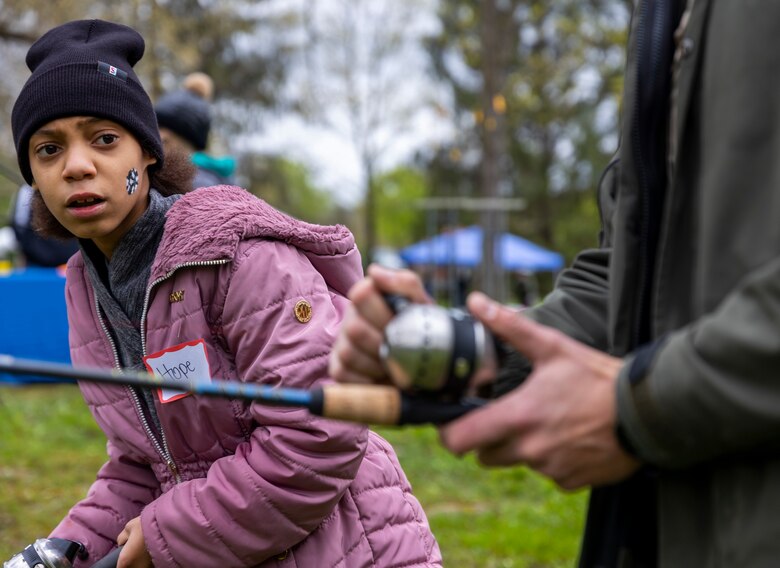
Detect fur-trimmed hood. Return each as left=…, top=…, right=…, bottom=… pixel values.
left=151, top=185, right=362, bottom=296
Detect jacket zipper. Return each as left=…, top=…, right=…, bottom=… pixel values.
left=631, top=0, right=651, bottom=347
left=631, top=0, right=672, bottom=347
left=95, top=258, right=230, bottom=484
left=94, top=295, right=179, bottom=481
left=654, top=0, right=695, bottom=331
left=139, top=259, right=231, bottom=482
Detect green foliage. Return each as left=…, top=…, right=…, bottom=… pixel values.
left=509, top=184, right=603, bottom=264
left=0, top=1, right=293, bottom=153
left=377, top=426, right=587, bottom=567
left=0, top=386, right=587, bottom=567
left=374, top=167, right=429, bottom=247
left=549, top=190, right=603, bottom=261
left=425, top=0, right=629, bottom=268
left=0, top=0, right=632, bottom=280
left=242, top=155, right=337, bottom=225
left=0, top=385, right=107, bottom=551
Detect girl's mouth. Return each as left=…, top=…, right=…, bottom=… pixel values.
left=66, top=195, right=107, bottom=218
left=67, top=196, right=105, bottom=209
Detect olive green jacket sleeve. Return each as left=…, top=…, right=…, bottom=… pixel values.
left=618, top=255, right=780, bottom=468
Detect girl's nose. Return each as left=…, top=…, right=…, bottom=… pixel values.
left=62, top=145, right=97, bottom=181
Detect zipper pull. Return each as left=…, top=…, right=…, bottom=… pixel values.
left=167, top=459, right=181, bottom=482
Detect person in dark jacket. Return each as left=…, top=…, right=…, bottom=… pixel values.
left=329, top=1, right=780, bottom=567
left=155, top=72, right=237, bottom=188
left=9, top=183, right=78, bottom=267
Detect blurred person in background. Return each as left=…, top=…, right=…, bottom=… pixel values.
left=9, top=183, right=78, bottom=267
left=155, top=72, right=237, bottom=188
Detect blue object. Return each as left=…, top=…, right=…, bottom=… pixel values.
left=192, top=152, right=236, bottom=179
left=0, top=267, right=71, bottom=384
left=399, top=226, right=564, bottom=272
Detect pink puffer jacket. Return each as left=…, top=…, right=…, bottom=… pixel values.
left=51, top=186, right=442, bottom=567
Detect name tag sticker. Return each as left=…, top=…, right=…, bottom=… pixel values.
left=143, top=339, right=212, bottom=403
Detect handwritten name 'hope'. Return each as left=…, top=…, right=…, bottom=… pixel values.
left=155, top=360, right=197, bottom=382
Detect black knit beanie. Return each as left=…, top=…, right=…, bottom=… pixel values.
left=11, top=19, right=164, bottom=184
left=155, top=86, right=212, bottom=151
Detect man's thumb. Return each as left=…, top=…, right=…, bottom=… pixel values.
left=467, top=292, right=556, bottom=362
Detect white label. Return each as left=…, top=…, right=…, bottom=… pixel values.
left=143, top=339, right=212, bottom=403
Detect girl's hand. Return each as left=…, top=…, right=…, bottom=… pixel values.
left=116, top=517, right=153, bottom=568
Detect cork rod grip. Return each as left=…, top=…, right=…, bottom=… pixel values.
left=320, top=384, right=402, bottom=425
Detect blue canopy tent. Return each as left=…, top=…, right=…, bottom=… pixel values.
left=399, top=225, right=564, bottom=272
left=0, top=267, right=71, bottom=384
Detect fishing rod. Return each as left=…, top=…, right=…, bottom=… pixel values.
left=0, top=354, right=483, bottom=426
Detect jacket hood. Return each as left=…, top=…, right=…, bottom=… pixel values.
left=150, top=185, right=362, bottom=295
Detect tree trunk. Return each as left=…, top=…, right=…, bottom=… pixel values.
left=477, top=0, right=511, bottom=301
left=363, top=154, right=376, bottom=270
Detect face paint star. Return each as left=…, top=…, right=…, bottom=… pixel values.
left=126, top=168, right=139, bottom=195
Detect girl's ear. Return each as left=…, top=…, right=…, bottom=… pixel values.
left=142, top=150, right=158, bottom=169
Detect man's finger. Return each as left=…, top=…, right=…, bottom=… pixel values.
left=328, top=355, right=391, bottom=385
left=348, top=267, right=433, bottom=334
left=439, top=389, right=529, bottom=455
left=329, top=332, right=387, bottom=381
left=474, top=437, right=529, bottom=468
left=467, top=292, right=562, bottom=363
left=340, top=307, right=385, bottom=359
left=348, top=278, right=396, bottom=329
left=366, top=264, right=433, bottom=305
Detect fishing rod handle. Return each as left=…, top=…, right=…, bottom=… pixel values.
left=312, top=384, right=402, bottom=425
left=312, top=384, right=485, bottom=425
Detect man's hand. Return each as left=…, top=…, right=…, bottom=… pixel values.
left=329, top=264, right=432, bottom=385
left=439, top=292, right=641, bottom=490
left=116, top=517, right=152, bottom=568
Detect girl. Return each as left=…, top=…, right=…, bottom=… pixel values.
left=11, top=19, right=441, bottom=568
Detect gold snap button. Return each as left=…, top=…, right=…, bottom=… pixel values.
left=294, top=300, right=312, bottom=323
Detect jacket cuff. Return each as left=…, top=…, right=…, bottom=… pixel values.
left=615, top=338, right=674, bottom=465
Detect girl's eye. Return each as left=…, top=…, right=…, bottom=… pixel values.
left=35, top=144, right=60, bottom=158
left=95, top=134, right=118, bottom=146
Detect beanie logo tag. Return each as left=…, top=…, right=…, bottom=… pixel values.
left=97, top=61, right=127, bottom=82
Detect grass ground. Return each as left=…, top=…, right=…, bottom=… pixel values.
left=0, top=384, right=587, bottom=566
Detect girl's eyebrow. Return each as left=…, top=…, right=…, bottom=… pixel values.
left=31, top=126, right=63, bottom=138
left=32, top=117, right=107, bottom=138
